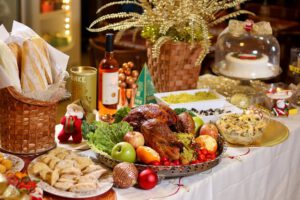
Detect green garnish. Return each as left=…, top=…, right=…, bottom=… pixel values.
left=176, top=133, right=197, bottom=164
left=114, top=107, right=131, bottom=123
left=174, top=108, right=196, bottom=117
left=87, top=121, right=133, bottom=155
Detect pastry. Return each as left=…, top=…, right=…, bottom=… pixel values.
left=69, top=183, right=97, bottom=193
left=50, top=169, right=60, bottom=186
left=48, top=157, right=60, bottom=170
left=83, top=169, right=107, bottom=180
left=54, top=182, right=74, bottom=191
left=82, top=165, right=103, bottom=174
left=39, top=169, right=52, bottom=180
left=32, top=162, right=51, bottom=175
left=60, top=167, right=82, bottom=176
left=30, top=147, right=108, bottom=194
left=72, top=156, right=93, bottom=170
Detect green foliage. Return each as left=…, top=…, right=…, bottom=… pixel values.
left=114, top=107, right=131, bottom=123
left=174, top=108, right=196, bottom=117
left=87, top=121, right=133, bottom=155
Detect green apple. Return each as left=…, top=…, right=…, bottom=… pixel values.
left=193, top=116, right=204, bottom=134
left=111, top=142, right=136, bottom=163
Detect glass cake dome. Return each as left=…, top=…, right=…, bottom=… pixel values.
left=213, top=21, right=282, bottom=80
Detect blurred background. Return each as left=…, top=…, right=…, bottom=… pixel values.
left=0, top=0, right=299, bottom=82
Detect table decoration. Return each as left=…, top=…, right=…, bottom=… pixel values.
left=134, top=64, right=156, bottom=106
left=55, top=125, right=89, bottom=151
left=118, top=61, right=139, bottom=108
left=58, top=103, right=85, bottom=144
left=88, top=0, right=252, bottom=92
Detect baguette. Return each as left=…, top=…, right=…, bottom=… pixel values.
left=0, top=40, right=21, bottom=90
left=7, top=42, right=22, bottom=77
left=31, top=37, right=53, bottom=84
left=21, top=38, right=50, bottom=92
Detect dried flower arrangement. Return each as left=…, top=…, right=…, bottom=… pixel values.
left=88, top=0, right=253, bottom=64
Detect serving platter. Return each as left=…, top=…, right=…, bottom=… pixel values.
left=91, top=136, right=226, bottom=178
left=27, top=155, right=113, bottom=199
left=227, top=119, right=289, bottom=147
left=3, top=153, right=24, bottom=172
left=154, top=88, right=226, bottom=109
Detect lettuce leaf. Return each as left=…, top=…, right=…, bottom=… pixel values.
left=87, top=121, right=133, bottom=155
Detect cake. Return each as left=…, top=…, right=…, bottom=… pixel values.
left=221, top=52, right=273, bottom=79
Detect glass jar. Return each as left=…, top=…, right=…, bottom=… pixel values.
left=213, top=21, right=282, bottom=80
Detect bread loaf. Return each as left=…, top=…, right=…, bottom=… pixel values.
left=21, top=37, right=53, bottom=92
left=7, top=42, right=22, bottom=76
left=0, top=40, right=21, bottom=90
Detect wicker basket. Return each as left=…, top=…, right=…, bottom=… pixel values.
left=0, top=87, right=56, bottom=154
left=147, top=41, right=203, bottom=92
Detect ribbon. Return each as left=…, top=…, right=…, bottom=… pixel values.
left=228, top=19, right=273, bottom=37
left=148, top=177, right=188, bottom=200
left=224, top=148, right=251, bottom=160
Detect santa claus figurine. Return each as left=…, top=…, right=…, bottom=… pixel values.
left=272, top=99, right=289, bottom=117
left=58, top=103, right=85, bottom=144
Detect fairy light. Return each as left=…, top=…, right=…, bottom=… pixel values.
left=63, top=0, right=72, bottom=40
left=65, top=24, right=70, bottom=29
left=65, top=17, right=70, bottom=23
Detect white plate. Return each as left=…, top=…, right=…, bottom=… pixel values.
left=3, top=153, right=24, bottom=172
left=27, top=156, right=113, bottom=199
left=154, top=88, right=225, bottom=109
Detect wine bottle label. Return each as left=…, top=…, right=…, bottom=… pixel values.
left=102, top=72, right=118, bottom=105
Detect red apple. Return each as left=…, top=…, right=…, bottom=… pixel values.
left=123, top=131, right=145, bottom=149
left=195, top=135, right=218, bottom=153
left=199, top=123, right=219, bottom=139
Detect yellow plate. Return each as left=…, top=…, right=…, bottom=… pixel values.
left=228, top=119, right=289, bottom=147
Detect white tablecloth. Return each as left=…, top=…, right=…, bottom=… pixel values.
left=81, top=113, right=300, bottom=200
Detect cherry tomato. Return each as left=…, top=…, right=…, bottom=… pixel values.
left=163, top=161, right=171, bottom=166
left=190, top=160, right=198, bottom=165
left=150, top=161, right=161, bottom=166
left=201, top=149, right=208, bottom=155
left=172, top=160, right=180, bottom=166
left=161, top=157, right=169, bottom=162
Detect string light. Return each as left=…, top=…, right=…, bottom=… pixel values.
left=63, top=0, right=71, bottom=40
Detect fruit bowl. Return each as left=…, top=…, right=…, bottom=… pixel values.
left=92, top=136, right=226, bottom=178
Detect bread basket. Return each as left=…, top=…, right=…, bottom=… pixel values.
left=0, top=87, right=56, bottom=154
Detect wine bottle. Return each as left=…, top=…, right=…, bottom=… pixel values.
left=98, top=33, right=119, bottom=116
